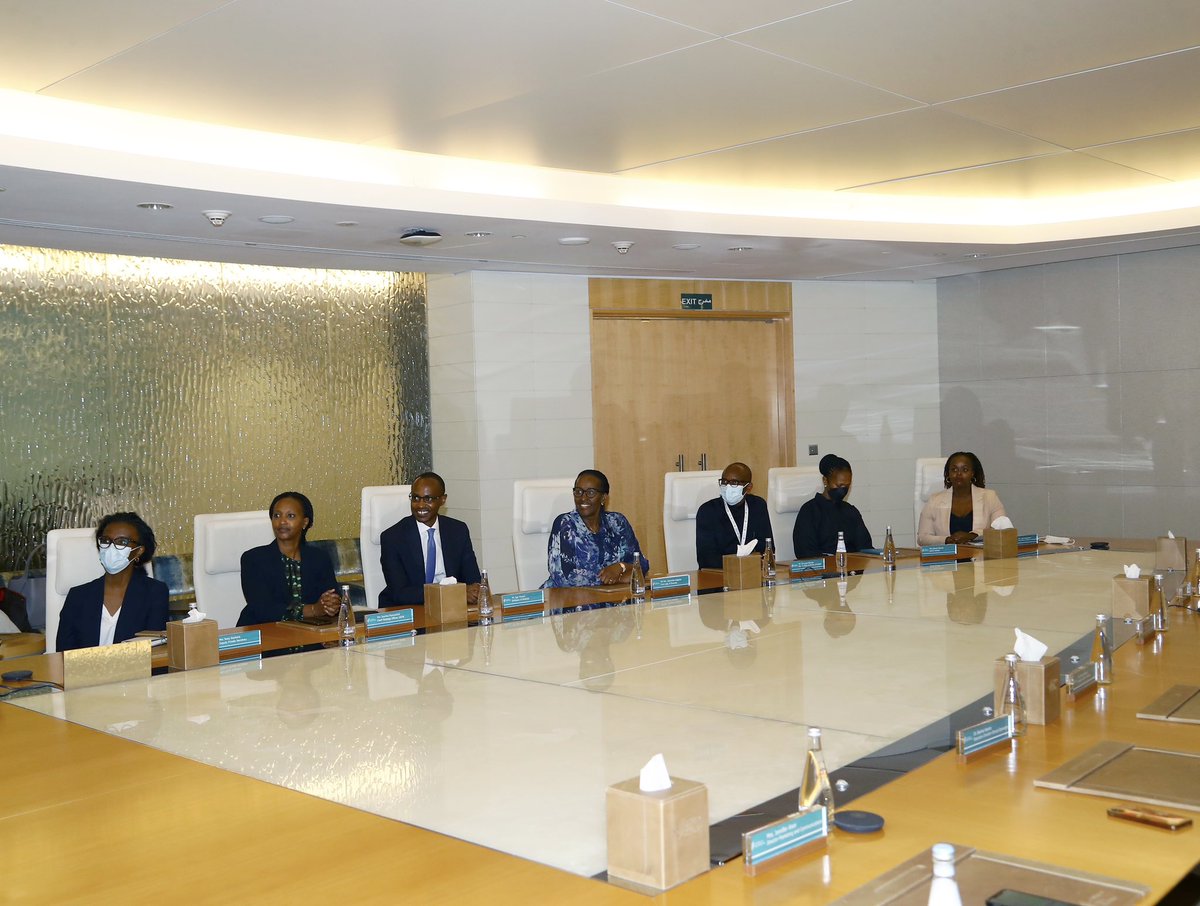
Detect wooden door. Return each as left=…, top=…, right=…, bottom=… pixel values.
left=590, top=280, right=794, bottom=574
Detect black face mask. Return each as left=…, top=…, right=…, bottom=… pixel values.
left=828, top=486, right=850, bottom=503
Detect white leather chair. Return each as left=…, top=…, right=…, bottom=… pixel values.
left=360, top=485, right=412, bottom=608
left=662, top=470, right=722, bottom=572
left=46, top=527, right=156, bottom=654
left=512, top=478, right=575, bottom=591
left=765, top=466, right=823, bottom=563
left=192, top=511, right=273, bottom=629
left=915, top=457, right=947, bottom=539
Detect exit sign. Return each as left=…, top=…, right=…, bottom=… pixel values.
left=681, top=293, right=713, bottom=310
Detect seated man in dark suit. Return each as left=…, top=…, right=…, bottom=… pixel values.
left=694, top=462, right=773, bottom=570
left=379, top=472, right=482, bottom=607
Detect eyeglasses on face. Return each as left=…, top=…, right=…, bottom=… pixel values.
left=718, top=479, right=748, bottom=487
left=572, top=487, right=602, bottom=500
left=409, top=494, right=443, bottom=504
left=97, top=537, right=137, bottom=550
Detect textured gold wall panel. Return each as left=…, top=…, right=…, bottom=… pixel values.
left=0, top=245, right=429, bottom=569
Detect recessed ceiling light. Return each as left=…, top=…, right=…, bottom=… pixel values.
left=136, top=202, right=172, bottom=210
left=258, top=215, right=294, bottom=225
left=511, top=234, right=527, bottom=240
left=336, top=221, right=358, bottom=227
left=399, top=228, right=443, bottom=246
left=1033, top=324, right=1081, bottom=332
left=558, top=237, right=590, bottom=246
left=728, top=246, right=754, bottom=252
left=672, top=243, right=700, bottom=251
left=464, top=230, right=493, bottom=238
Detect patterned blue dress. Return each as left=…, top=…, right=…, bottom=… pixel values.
left=545, top=510, right=650, bottom=587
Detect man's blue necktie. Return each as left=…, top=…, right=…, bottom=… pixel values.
left=425, top=527, right=436, bottom=584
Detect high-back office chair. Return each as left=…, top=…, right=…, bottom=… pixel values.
left=360, top=485, right=412, bottom=608
left=765, top=466, right=823, bottom=563
left=915, top=457, right=947, bottom=540
left=192, top=511, right=273, bottom=629
left=662, top=470, right=722, bottom=572
left=46, top=527, right=156, bottom=654
left=512, top=478, right=574, bottom=590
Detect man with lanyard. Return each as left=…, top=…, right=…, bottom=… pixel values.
left=694, top=462, right=773, bottom=570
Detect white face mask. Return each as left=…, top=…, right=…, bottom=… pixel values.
left=720, top=484, right=746, bottom=506
left=99, top=545, right=134, bottom=575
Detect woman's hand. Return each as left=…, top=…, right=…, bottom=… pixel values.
left=947, top=531, right=977, bottom=545
left=598, top=562, right=629, bottom=586
left=315, top=589, right=341, bottom=617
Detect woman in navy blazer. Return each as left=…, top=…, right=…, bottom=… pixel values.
left=237, top=491, right=339, bottom=626
left=56, top=512, right=170, bottom=652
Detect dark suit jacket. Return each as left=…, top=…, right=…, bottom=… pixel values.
left=694, top=494, right=773, bottom=569
left=379, top=515, right=481, bottom=607
left=56, top=569, right=169, bottom=651
left=237, top=540, right=337, bottom=626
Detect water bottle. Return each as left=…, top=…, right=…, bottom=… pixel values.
left=1153, top=573, right=1169, bottom=632
left=883, top=525, right=896, bottom=569
left=762, top=537, right=776, bottom=586
left=927, top=843, right=963, bottom=906
left=337, top=584, right=356, bottom=647
left=630, top=552, right=646, bottom=601
left=478, top=569, right=494, bottom=622
left=835, top=531, right=847, bottom=576
left=1092, top=613, right=1113, bottom=684
left=1000, top=653, right=1026, bottom=737
left=799, top=727, right=835, bottom=820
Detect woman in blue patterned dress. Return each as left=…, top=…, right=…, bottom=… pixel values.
left=545, top=470, right=650, bottom=587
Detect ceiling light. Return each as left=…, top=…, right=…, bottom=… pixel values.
left=511, top=234, right=527, bottom=240
left=728, top=246, right=753, bottom=252
left=464, top=230, right=493, bottom=238
left=399, top=228, right=443, bottom=247
left=136, top=202, right=172, bottom=210
left=336, top=221, right=358, bottom=227
left=672, top=243, right=700, bottom=251
left=558, top=237, right=590, bottom=246
left=258, top=215, right=294, bottom=225
left=1033, top=324, right=1081, bottom=332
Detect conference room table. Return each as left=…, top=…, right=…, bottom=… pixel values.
left=3, top=542, right=1199, bottom=903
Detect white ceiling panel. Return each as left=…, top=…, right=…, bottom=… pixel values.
left=627, top=108, right=1063, bottom=190
left=420, top=40, right=916, bottom=172
left=1084, top=129, right=1200, bottom=182
left=734, top=0, right=1200, bottom=103
left=848, top=152, right=1170, bottom=199
left=940, top=48, right=1200, bottom=150
left=608, top=0, right=836, bottom=37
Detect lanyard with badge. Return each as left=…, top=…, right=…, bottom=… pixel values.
left=723, top=500, right=749, bottom=546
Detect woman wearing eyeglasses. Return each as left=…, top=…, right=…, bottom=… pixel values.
left=545, top=469, right=649, bottom=587
left=792, top=454, right=873, bottom=558
left=56, top=512, right=170, bottom=651
left=917, top=451, right=1007, bottom=546
left=237, top=491, right=339, bottom=626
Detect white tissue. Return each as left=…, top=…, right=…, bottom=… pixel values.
left=735, top=541, right=757, bottom=557
left=726, top=628, right=748, bottom=649
left=1168, top=530, right=1176, bottom=539
left=439, top=577, right=458, bottom=585
left=182, top=603, right=207, bottom=623
left=1013, top=627, right=1048, bottom=662
left=990, top=516, right=1014, bottom=531
left=639, top=753, right=672, bottom=792
left=738, top=620, right=761, bottom=634
left=1124, top=564, right=1141, bottom=579
left=1043, top=535, right=1074, bottom=545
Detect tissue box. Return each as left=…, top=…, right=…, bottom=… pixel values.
left=424, top=583, right=467, bottom=625
left=723, top=554, right=762, bottom=591
left=983, top=527, right=1017, bottom=560
left=1155, top=536, right=1188, bottom=571
left=49, top=639, right=153, bottom=690
left=167, top=619, right=219, bottom=671
left=1112, top=575, right=1152, bottom=618
left=994, top=654, right=1061, bottom=725
left=606, top=776, right=709, bottom=891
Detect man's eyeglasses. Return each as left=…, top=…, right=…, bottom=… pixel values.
left=572, top=487, right=602, bottom=500
left=718, top=479, right=748, bottom=487
left=409, top=494, right=443, bottom=504
left=97, top=537, right=137, bottom=550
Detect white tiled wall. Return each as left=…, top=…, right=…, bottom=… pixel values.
left=792, top=280, right=942, bottom=546
left=427, top=272, right=594, bottom=591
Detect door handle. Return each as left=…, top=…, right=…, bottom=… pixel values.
left=675, top=454, right=686, bottom=472
left=697, top=453, right=708, bottom=470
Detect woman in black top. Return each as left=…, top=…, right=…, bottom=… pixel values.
left=791, top=454, right=873, bottom=558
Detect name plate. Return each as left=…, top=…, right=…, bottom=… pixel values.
left=1017, top=533, right=1039, bottom=546
left=650, top=574, right=690, bottom=597
left=790, top=558, right=825, bottom=574
left=501, top=590, right=545, bottom=609
left=957, top=713, right=1014, bottom=757
left=364, top=609, right=414, bottom=631
left=1066, top=663, right=1098, bottom=698
left=743, top=807, right=828, bottom=876
left=218, top=630, right=261, bottom=653
left=921, top=544, right=957, bottom=558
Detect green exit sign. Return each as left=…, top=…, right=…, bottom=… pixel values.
left=681, top=293, right=713, bottom=310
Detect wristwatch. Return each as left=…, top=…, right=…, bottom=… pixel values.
left=619, top=563, right=628, bottom=575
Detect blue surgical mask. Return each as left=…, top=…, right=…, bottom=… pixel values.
left=721, top=484, right=746, bottom=507
left=99, top=545, right=133, bottom=575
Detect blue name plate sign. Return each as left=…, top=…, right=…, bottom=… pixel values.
left=501, top=590, right=545, bottom=609
left=957, top=713, right=1014, bottom=757
left=1017, top=533, right=1039, bottom=546
left=743, top=807, right=828, bottom=875
left=218, top=630, right=261, bottom=653
left=650, top=574, right=690, bottom=597
left=790, top=558, right=825, bottom=573
left=364, top=609, right=414, bottom=631
left=921, top=544, right=957, bottom=558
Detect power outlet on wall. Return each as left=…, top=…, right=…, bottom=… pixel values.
left=809, top=445, right=818, bottom=456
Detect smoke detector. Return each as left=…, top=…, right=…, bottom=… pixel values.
left=399, top=228, right=443, bottom=247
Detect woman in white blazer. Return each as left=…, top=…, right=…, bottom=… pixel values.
left=917, top=452, right=1007, bottom=546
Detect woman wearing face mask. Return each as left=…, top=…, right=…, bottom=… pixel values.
left=792, top=454, right=873, bottom=558
left=56, top=512, right=170, bottom=651
left=694, top=461, right=773, bottom=569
